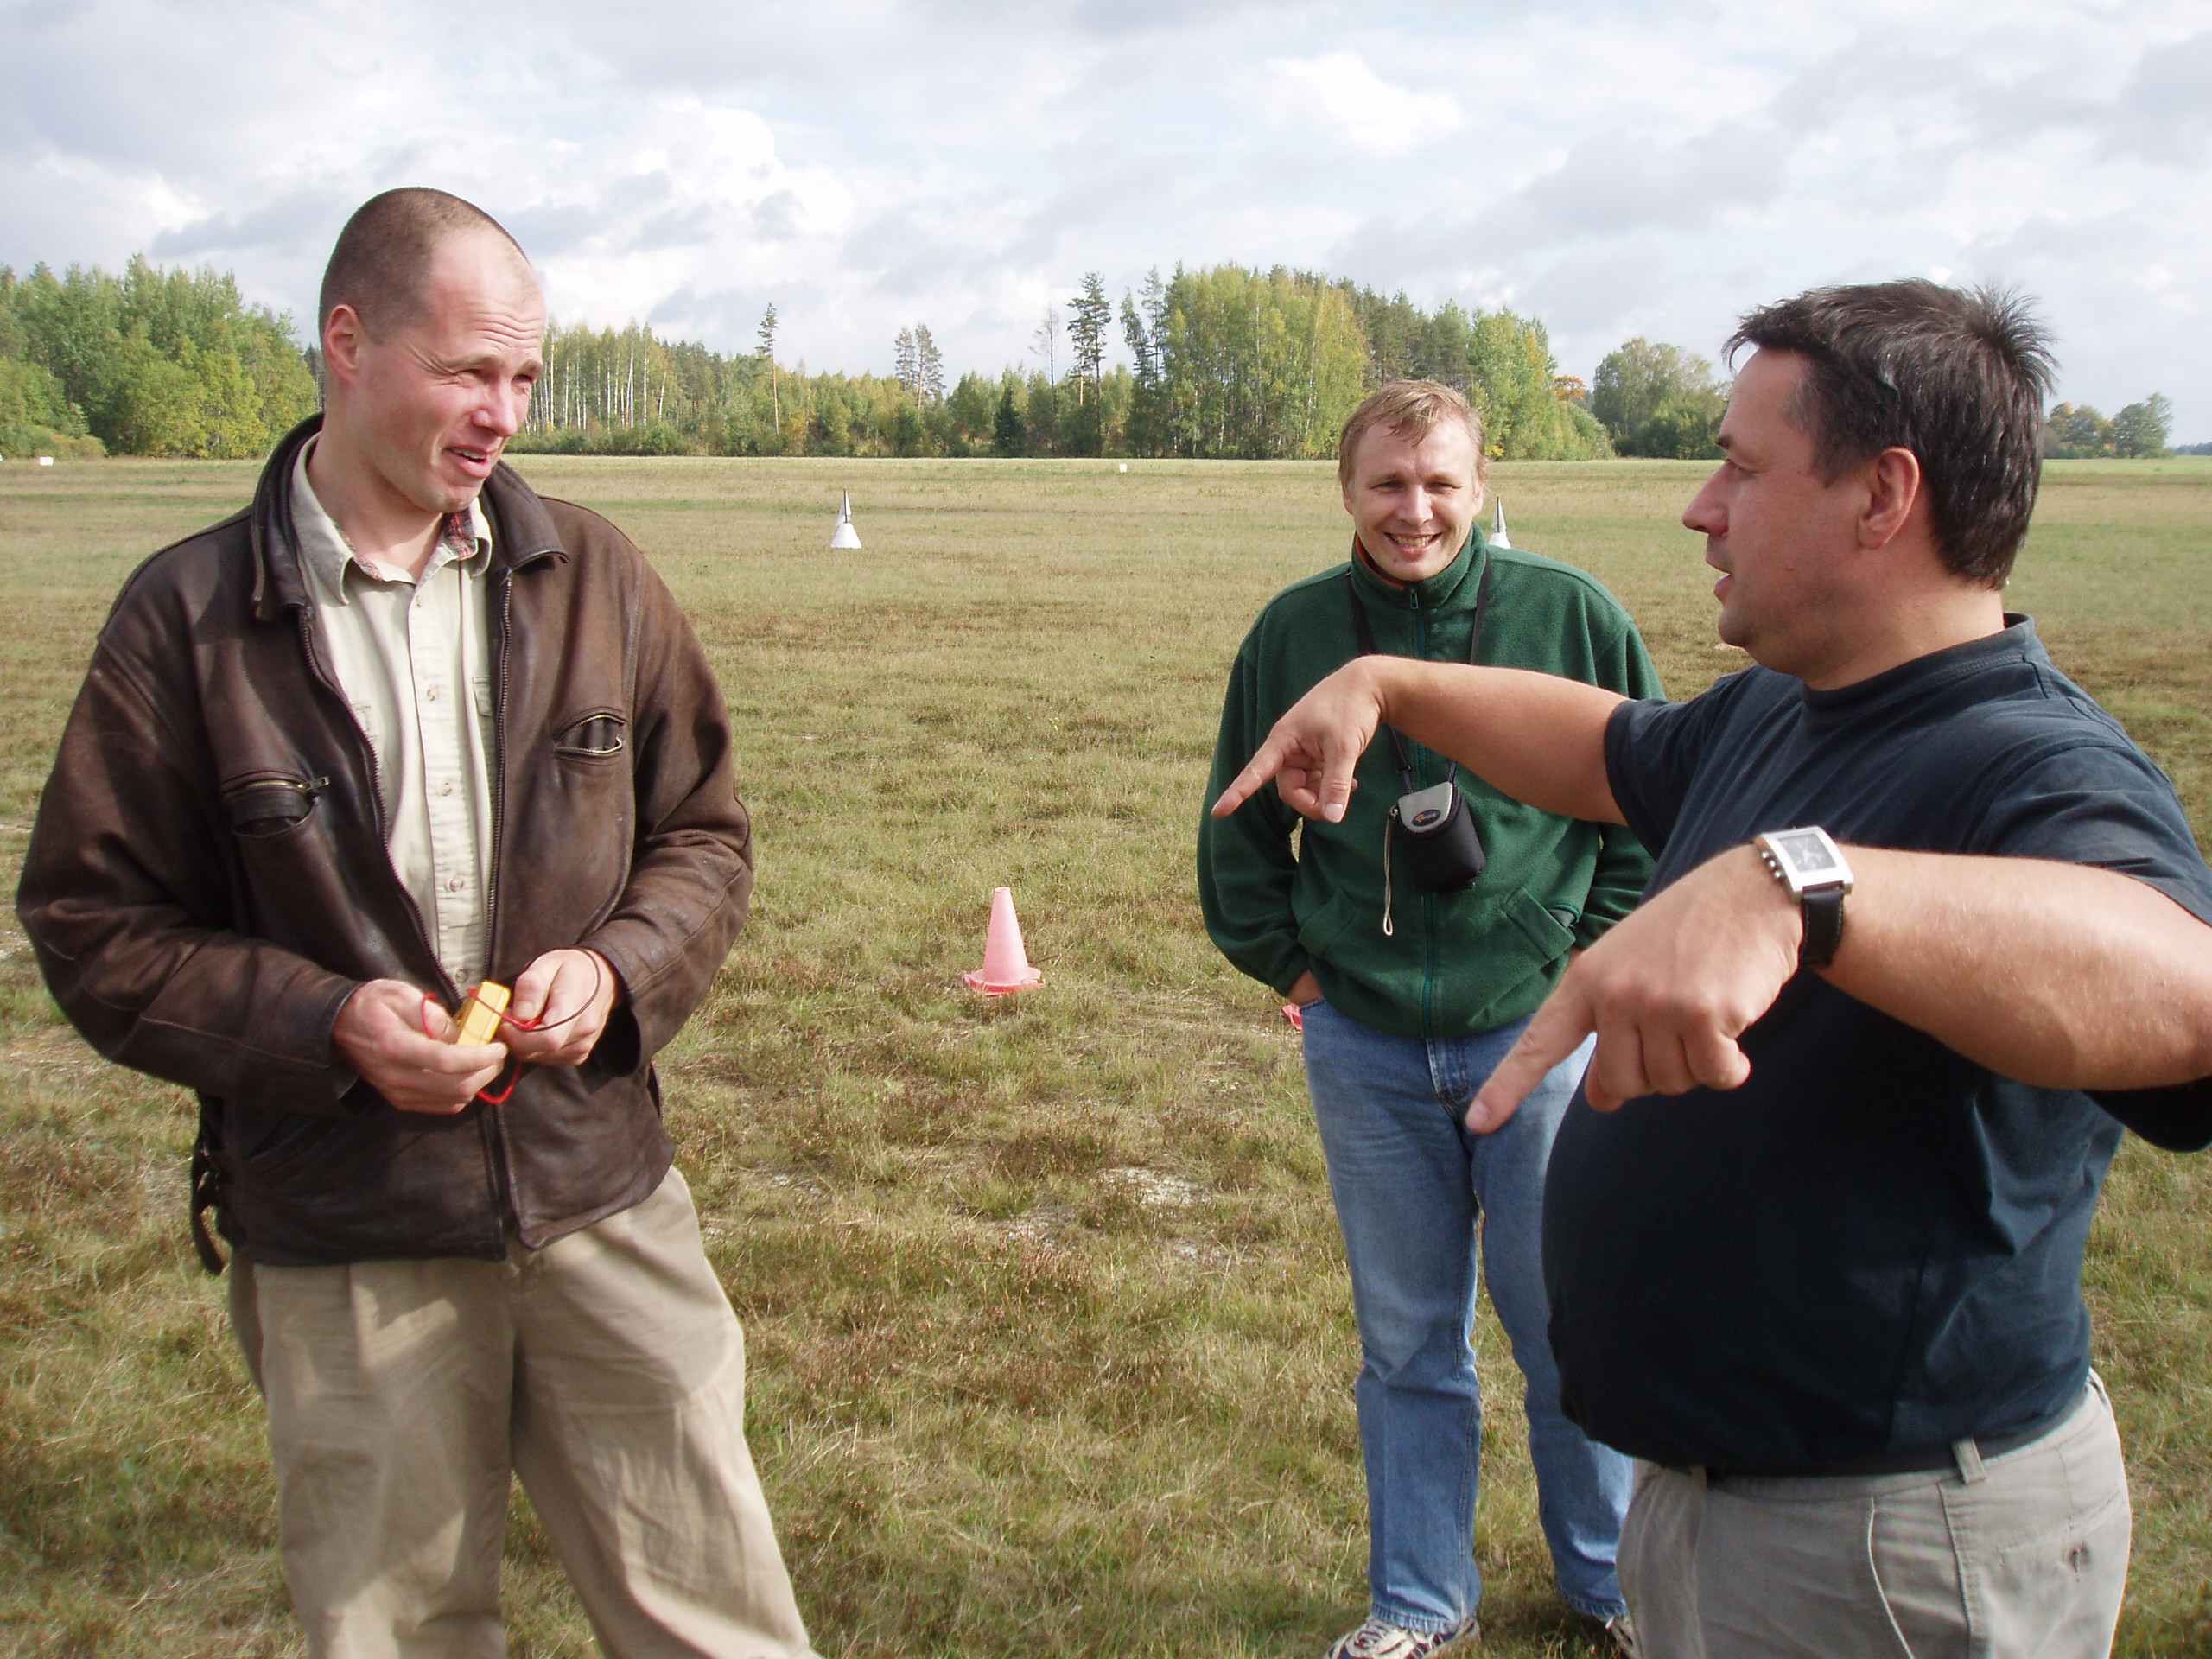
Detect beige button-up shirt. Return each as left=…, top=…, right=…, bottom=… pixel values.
left=292, top=442, right=497, bottom=988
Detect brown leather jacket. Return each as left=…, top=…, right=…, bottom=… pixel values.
left=17, top=417, right=753, bottom=1267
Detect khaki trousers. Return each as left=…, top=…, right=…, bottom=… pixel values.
left=229, top=1168, right=817, bottom=1659
left=1618, top=1376, right=2130, bottom=1659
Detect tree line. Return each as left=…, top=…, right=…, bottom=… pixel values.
left=512, top=265, right=1614, bottom=462
left=2044, top=395, right=2173, bottom=460
left=1581, top=340, right=2181, bottom=462
left=0, top=255, right=1615, bottom=462
left=0, top=259, right=319, bottom=459
left=1, top=255, right=2189, bottom=464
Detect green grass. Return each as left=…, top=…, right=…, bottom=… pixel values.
left=2, top=453, right=2209, bottom=1656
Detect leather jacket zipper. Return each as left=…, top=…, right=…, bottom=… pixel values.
left=484, top=571, right=515, bottom=1224
left=475, top=545, right=569, bottom=1234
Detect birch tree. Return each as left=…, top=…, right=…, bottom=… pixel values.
left=915, top=325, right=944, bottom=404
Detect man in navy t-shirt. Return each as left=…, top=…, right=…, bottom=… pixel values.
left=1213, top=280, right=2212, bottom=1657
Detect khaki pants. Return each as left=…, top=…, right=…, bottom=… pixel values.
left=229, top=1168, right=817, bottom=1659
left=1619, top=1376, right=2130, bottom=1659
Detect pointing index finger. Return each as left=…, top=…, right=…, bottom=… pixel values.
left=1466, top=980, right=1597, bottom=1134
left=1211, top=738, right=1287, bottom=819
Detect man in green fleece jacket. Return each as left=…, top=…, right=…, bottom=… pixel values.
left=1199, top=381, right=1662, bottom=1659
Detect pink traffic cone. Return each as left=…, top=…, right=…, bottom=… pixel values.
left=964, top=886, right=1042, bottom=995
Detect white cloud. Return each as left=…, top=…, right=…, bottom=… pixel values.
left=1254, top=51, right=1464, bottom=159
left=0, top=0, right=2207, bottom=435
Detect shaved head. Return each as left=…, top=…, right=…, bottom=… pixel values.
left=320, top=188, right=533, bottom=340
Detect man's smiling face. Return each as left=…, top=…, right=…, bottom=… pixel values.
left=346, top=229, right=545, bottom=518
left=1341, top=416, right=1484, bottom=587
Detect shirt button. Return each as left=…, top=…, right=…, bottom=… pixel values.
left=438, top=780, right=455, bottom=797
left=424, top=685, right=440, bottom=702
left=447, top=875, right=465, bottom=893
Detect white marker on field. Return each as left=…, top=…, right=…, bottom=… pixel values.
left=830, top=492, right=861, bottom=549
left=1490, top=498, right=1510, bottom=549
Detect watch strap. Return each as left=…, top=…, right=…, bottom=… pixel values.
left=1756, top=829, right=1850, bottom=971
left=1797, top=883, right=1846, bottom=969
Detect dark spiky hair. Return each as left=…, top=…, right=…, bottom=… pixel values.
left=1726, top=281, right=2056, bottom=586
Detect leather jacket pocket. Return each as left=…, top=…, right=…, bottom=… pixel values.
left=221, top=772, right=330, bottom=839
left=554, top=710, right=627, bottom=760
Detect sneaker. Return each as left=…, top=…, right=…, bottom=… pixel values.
left=1599, top=1611, right=1637, bottom=1656
left=1325, top=1616, right=1478, bottom=1659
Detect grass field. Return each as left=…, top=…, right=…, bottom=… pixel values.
left=1, top=453, right=2209, bottom=1656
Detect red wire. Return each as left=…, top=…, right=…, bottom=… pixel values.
left=416, top=955, right=606, bottom=1105
left=475, top=1065, right=520, bottom=1108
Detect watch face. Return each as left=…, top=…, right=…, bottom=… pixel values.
left=1775, top=831, right=1840, bottom=876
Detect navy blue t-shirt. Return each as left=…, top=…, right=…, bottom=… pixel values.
left=1545, top=620, right=2212, bottom=1468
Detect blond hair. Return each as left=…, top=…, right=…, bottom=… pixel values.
left=1337, top=380, right=1488, bottom=488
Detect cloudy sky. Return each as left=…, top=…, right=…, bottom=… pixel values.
left=5, top=0, right=2209, bottom=437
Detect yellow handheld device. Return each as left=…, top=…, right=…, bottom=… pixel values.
left=454, top=981, right=511, bottom=1046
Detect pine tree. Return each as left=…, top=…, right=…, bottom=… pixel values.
left=1059, top=276, right=1110, bottom=457
left=893, top=326, right=918, bottom=395
left=993, top=381, right=1027, bottom=456
left=1067, top=274, right=1110, bottom=403
left=1120, top=294, right=1156, bottom=385
left=1121, top=270, right=1172, bottom=458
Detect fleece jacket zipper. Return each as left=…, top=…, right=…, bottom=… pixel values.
left=1411, top=585, right=1438, bottom=1043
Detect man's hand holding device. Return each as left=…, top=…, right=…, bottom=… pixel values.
left=332, top=948, right=620, bottom=1114
left=334, top=978, right=508, bottom=1115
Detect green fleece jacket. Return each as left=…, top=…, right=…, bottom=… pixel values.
left=1199, top=529, right=1663, bottom=1040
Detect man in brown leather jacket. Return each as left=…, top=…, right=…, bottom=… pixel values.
left=17, top=189, right=817, bottom=1659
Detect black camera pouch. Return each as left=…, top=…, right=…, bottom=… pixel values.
left=1349, top=560, right=1494, bottom=935
left=1392, top=779, right=1488, bottom=891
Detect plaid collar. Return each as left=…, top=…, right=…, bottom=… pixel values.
left=435, top=508, right=486, bottom=563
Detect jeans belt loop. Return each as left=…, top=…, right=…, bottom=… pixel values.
left=1951, top=1436, right=1987, bottom=1484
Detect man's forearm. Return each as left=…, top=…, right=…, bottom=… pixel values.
left=1213, top=656, right=1627, bottom=830
left=1468, top=840, right=2212, bottom=1128
left=1827, top=849, right=2212, bottom=1090
left=1368, top=660, right=1626, bottom=825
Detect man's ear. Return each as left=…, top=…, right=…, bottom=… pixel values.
left=321, top=304, right=368, bottom=388
left=1858, top=446, right=1923, bottom=550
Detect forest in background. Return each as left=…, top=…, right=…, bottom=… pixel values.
left=0, top=254, right=2184, bottom=463
left=0, top=256, right=1678, bottom=463
left=0, top=259, right=319, bottom=460
left=507, top=266, right=1617, bottom=462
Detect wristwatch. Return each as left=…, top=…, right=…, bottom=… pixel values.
left=1755, top=827, right=1853, bottom=969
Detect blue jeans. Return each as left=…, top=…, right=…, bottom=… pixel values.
left=1301, top=999, right=1631, bottom=1630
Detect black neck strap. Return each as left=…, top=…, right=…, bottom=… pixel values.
left=1347, top=550, right=1493, bottom=795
